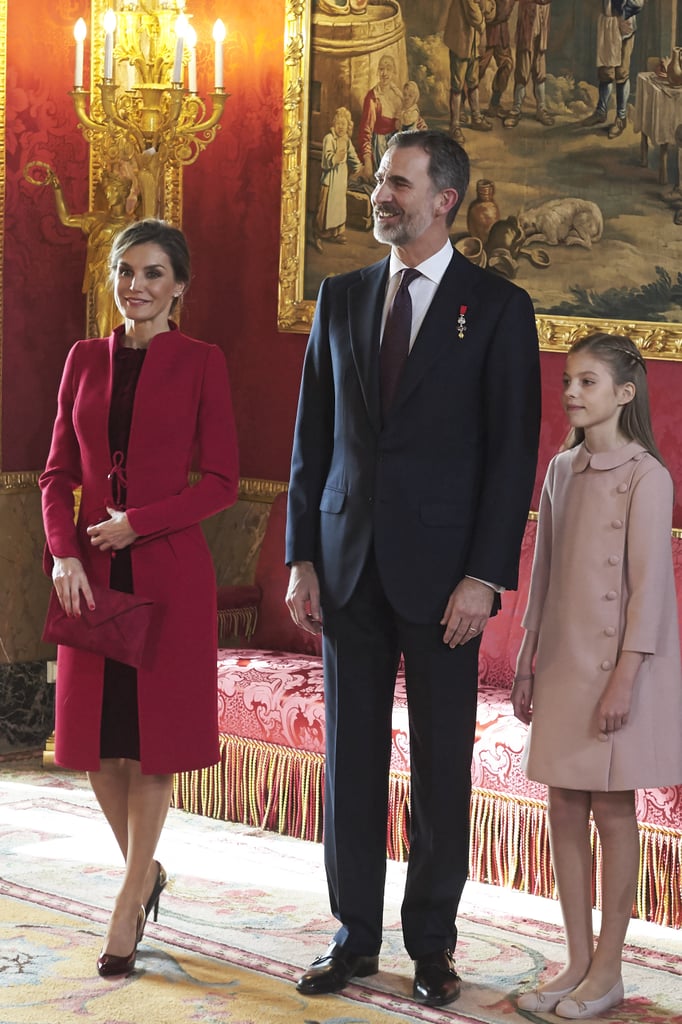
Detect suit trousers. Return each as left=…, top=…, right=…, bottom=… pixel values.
left=321, top=550, right=480, bottom=958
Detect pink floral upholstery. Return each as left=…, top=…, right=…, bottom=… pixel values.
left=215, top=650, right=537, bottom=786
left=216, top=647, right=544, bottom=792
left=217, top=652, right=326, bottom=755
left=216, top=649, right=682, bottom=831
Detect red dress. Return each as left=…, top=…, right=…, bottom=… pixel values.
left=40, top=325, right=239, bottom=774
left=100, top=341, right=146, bottom=760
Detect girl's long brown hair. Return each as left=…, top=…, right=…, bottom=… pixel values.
left=564, top=332, right=665, bottom=465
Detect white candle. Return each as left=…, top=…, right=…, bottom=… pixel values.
left=73, top=19, right=87, bottom=89
left=103, top=9, right=116, bottom=80
left=213, top=19, right=226, bottom=90
left=173, top=14, right=188, bottom=84
left=187, top=26, right=197, bottom=93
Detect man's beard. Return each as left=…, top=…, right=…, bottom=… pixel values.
left=372, top=204, right=433, bottom=246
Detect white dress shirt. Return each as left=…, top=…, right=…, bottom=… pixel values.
left=380, top=240, right=454, bottom=352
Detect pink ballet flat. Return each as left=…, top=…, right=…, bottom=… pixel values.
left=517, top=985, right=576, bottom=1012
left=555, top=978, right=624, bottom=1019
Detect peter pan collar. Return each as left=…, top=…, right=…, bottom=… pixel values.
left=571, top=441, right=647, bottom=473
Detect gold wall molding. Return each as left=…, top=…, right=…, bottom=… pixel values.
left=0, top=472, right=42, bottom=493
left=535, top=314, right=682, bottom=361
left=4, top=473, right=679, bottom=541
left=237, top=477, right=288, bottom=503
left=529, top=508, right=681, bottom=540
left=185, top=474, right=287, bottom=502
left=0, top=472, right=287, bottom=501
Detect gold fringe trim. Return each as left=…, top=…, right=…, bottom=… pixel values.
left=217, top=606, right=258, bottom=643
left=172, top=737, right=411, bottom=855
left=172, top=745, right=682, bottom=928
left=173, top=736, right=325, bottom=842
left=469, top=788, right=682, bottom=929
left=387, top=770, right=410, bottom=861
left=637, top=821, right=682, bottom=928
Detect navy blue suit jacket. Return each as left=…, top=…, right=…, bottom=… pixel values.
left=286, top=248, right=541, bottom=624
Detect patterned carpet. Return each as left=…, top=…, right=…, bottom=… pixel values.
left=1, top=760, right=680, bottom=1024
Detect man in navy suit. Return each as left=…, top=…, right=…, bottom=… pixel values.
left=285, top=130, right=541, bottom=1007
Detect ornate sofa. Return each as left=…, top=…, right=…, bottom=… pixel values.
left=173, top=487, right=682, bottom=928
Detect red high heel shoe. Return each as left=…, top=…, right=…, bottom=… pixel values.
left=97, top=905, right=146, bottom=978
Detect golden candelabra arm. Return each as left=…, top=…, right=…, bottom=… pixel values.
left=168, top=83, right=185, bottom=125
left=70, top=87, right=109, bottom=133
left=182, top=88, right=229, bottom=135
left=99, top=82, right=147, bottom=150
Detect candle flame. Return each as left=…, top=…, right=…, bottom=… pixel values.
left=212, top=19, right=226, bottom=44
left=103, top=9, right=117, bottom=34
left=186, top=24, right=197, bottom=48
left=74, top=18, right=87, bottom=43
left=175, top=13, right=189, bottom=38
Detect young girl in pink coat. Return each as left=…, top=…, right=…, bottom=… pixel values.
left=512, top=332, right=682, bottom=1019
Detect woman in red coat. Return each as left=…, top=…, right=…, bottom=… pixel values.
left=40, top=220, right=239, bottom=977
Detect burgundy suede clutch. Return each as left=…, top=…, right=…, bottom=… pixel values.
left=42, top=584, right=155, bottom=668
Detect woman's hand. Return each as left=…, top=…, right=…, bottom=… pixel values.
left=512, top=629, right=538, bottom=725
left=597, top=678, right=633, bottom=738
left=87, top=507, right=138, bottom=552
left=52, top=557, right=94, bottom=617
left=597, top=651, right=644, bottom=739
left=511, top=673, right=534, bottom=725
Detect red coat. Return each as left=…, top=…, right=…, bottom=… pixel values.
left=40, top=325, right=239, bottom=774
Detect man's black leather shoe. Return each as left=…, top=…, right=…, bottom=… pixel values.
left=413, top=949, right=462, bottom=1006
left=296, top=942, right=379, bottom=995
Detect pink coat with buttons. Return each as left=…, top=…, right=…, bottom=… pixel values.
left=522, top=442, right=682, bottom=791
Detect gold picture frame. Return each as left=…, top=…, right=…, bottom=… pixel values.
left=277, top=0, right=682, bottom=361
left=0, top=0, right=6, bottom=468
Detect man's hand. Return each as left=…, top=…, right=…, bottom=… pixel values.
left=286, top=561, right=323, bottom=635
left=52, top=557, right=94, bottom=618
left=440, top=577, right=494, bottom=647
left=87, top=507, right=138, bottom=551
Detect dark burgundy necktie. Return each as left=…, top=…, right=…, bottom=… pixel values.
left=380, top=267, right=421, bottom=415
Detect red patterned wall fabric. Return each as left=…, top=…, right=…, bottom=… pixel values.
left=3, top=3, right=90, bottom=470
left=2, top=2, right=681, bottom=528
